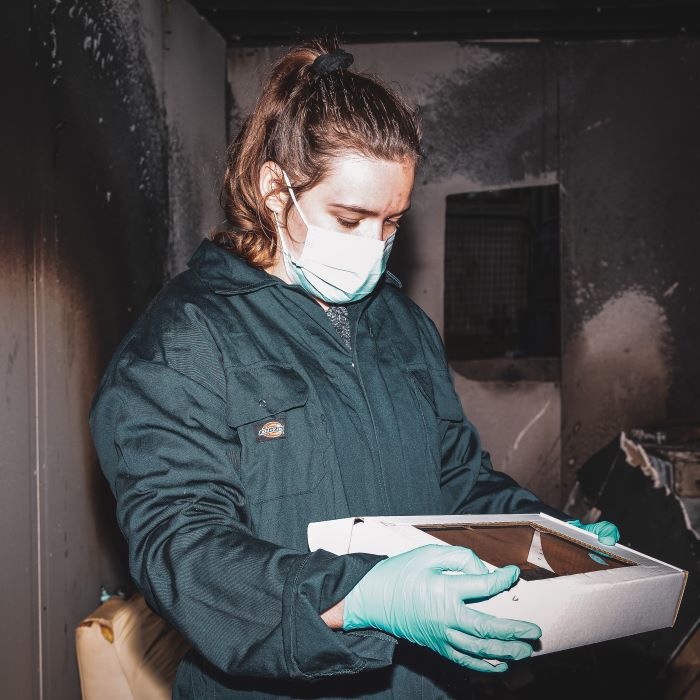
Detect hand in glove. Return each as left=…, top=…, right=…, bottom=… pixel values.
left=342, top=544, right=541, bottom=673
left=567, top=519, right=620, bottom=546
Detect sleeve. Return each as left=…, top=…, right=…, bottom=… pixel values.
left=88, top=351, right=397, bottom=681
left=416, top=313, right=569, bottom=521
left=439, top=412, right=569, bottom=520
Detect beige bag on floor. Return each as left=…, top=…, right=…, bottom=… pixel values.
left=76, top=593, right=191, bottom=700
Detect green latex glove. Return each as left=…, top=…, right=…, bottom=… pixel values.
left=342, top=544, right=541, bottom=673
left=567, top=519, right=620, bottom=546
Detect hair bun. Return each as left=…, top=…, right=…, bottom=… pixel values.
left=310, top=49, right=354, bottom=76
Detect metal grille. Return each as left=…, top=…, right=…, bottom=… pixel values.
left=445, top=217, right=530, bottom=338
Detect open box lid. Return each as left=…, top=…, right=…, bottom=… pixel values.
left=308, top=513, right=687, bottom=655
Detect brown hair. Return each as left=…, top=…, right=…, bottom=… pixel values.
left=211, top=37, right=422, bottom=269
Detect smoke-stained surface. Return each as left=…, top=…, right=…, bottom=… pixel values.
left=559, top=39, right=700, bottom=494
left=3, top=2, right=169, bottom=697
left=1, top=1, right=224, bottom=697
left=1, top=5, right=37, bottom=693
left=419, top=44, right=558, bottom=187
left=162, top=0, right=227, bottom=276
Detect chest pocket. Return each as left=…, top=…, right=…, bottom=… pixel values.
left=407, top=364, right=464, bottom=421
left=406, top=364, right=464, bottom=474
left=224, top=362, right=331, bottom=503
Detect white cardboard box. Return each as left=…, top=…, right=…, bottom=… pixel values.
left=308, top=513, right=687, bottom=655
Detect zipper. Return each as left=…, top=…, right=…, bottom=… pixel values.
left=350, top=306, right=391, bottom=513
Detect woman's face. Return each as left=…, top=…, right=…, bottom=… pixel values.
left=265, top=153, right=415, bottom=260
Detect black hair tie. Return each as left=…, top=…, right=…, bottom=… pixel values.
left=311, top=49, right=354, bottom=76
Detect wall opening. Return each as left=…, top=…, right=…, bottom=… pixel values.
left=444, top=185, right=561, bottom=362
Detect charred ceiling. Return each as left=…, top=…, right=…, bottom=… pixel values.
left=187, top=1, right=700, bottom=46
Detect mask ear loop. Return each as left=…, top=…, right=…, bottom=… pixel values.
left=265, top=171, right=295, bottom=253
left=282, top=171, right=310, bottom=228
left=272, top=211, right=291, bottom=255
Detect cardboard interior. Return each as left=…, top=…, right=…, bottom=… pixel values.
left=418, top=523, right=635, bottom=580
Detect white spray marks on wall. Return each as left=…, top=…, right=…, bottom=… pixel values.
left=565, top=286, right=674, bottom=465
left=55, top=1, right=225, bottom=277
left=56, top=0, right=165, bottom=202
left=514, top=399, right=552, bottom=451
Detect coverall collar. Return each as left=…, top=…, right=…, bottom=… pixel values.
left=187, top=238, right=402, bottom=296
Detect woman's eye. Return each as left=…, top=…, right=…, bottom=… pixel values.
left=336, top=218, right=360, bottom=229
left=385, top=219, right=401, bottom=231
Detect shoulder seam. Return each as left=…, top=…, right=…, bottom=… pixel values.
left=118, top=346, right=227, bottom=405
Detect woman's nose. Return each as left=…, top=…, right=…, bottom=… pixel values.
left=356, top=222, right=385, bottom=240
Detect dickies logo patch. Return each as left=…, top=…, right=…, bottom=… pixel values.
left=255, top=417, right=286, bottom=442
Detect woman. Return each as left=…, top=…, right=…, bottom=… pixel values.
left=89, top=39, right=619, bottom=699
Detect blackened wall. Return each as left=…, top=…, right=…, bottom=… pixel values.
left=0, top=1, right=225, bottom=697
left=559, top=39, right=700, bottom=495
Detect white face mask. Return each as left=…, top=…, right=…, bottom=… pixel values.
left=273, top=171, right=395, bottom=304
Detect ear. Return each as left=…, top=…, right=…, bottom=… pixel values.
left=259, top=161, right=288, bottom=217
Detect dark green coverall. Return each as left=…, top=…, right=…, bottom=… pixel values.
left=89, top=238, right=565, bottom=699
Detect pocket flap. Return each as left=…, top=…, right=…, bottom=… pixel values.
left=408, top=365, right=464, bottom=422
left=225, top=362, right=309, bottom=427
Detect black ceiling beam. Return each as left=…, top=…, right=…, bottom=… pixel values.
left=191, top=7, right=700, bottom=46
left=186, top=4, right=700, bottom=46
left=195, top=1, right=699, bottom=11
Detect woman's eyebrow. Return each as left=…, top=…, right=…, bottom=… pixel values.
left=329, top=203, right=412, bottom=216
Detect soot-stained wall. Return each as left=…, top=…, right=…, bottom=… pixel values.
left=227, top=39, right=700, bottom=510
left=0, top=1, right=224, bottom=697
left=558, top=39, right=700, bottom=495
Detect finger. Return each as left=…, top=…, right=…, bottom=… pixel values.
left=568, top=519, right=620, bottom=545
left=457, top=608, right=542, bottom=641
left=450, top=564, right=519, bottom=600
left=415, top=544, right=489, bottom=575
left=441, top=646, right=509, bottom=673
left=445, top=628, right=533, bottom=661
left=596, top=522, right=620, bottom=545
